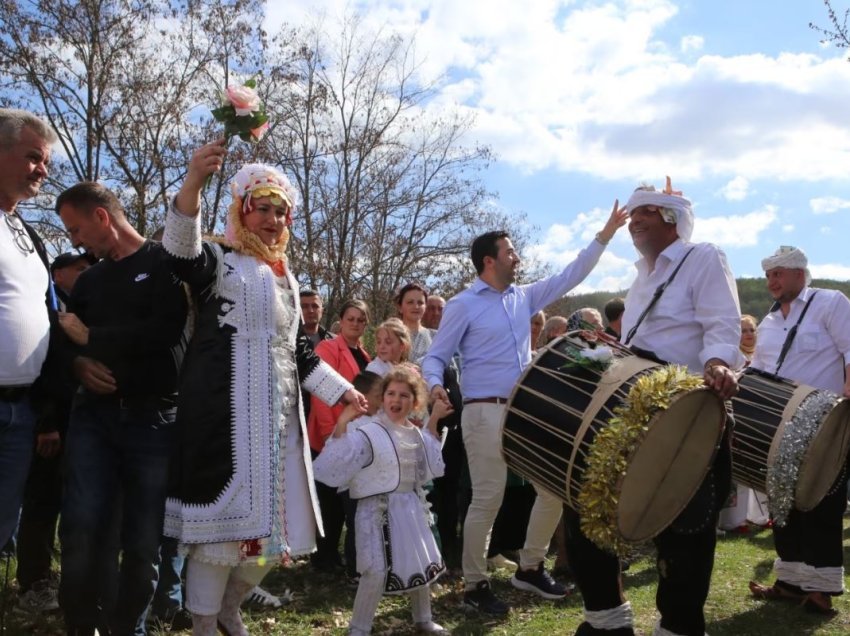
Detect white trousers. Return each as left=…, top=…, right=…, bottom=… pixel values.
left=460, top=403, right=563, bottom=585
left=349, top=570, right=432, bottom=634
left=185, top=558, right=273, bottom=616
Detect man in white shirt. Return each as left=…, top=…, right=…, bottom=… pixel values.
left=748, top=246, right=850, bottom=615
left=562, top=180, right=741, bottom=636
left=0, top=109, right=57, bottom=550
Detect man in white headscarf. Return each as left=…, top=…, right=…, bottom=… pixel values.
left=748, top=245, right=850, bottom=615
left=562, top=178, right=743, bottom=636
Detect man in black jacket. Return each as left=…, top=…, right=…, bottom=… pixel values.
left=56, top=182, right=188, bottom=636
left=16, top=251, right=94, bottom=614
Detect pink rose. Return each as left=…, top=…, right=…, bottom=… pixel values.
left=225, top=85, right=260, bottom=116
left=250, top=121, right=269, bottom=141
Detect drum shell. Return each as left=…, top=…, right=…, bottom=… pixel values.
left=730, top=369, right=850, bottom=511
left=501, top=336, right=726, bottom=543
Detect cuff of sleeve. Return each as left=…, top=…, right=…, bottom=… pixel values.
left=163, top=198, right=203, bottom=259
left=302, top=360, right=352, bottom=407
left=699, top=345, right=744, bottom=371
left=588, top=237, right=607, bottom=256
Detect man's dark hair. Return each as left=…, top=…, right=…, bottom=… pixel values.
left=604, top=297, right=625, bottom=322
left=55, top=181, right=126, bottom=222
left=300, top=288, right=322, bottom=300
left=353, top=370, right=382, bottom=394
left=471, top=230, right=510, bottom=274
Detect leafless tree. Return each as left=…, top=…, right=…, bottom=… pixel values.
left=259, top=15, right=535, bottom=322
left=810, top=1, right=850, bottom=55
left=0, top=0, right=266, bottom=238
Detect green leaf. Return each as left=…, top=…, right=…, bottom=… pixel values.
left=244, top=78, right=257, bottom=89
left=211, top=105, right=235, bottom=121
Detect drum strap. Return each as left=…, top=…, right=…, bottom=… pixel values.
left=774, top=291, right=819, bottom=376
left=623, top=247, right=696, bottom=347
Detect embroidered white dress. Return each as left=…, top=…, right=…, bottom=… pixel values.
left=314, top=415, right=446, bottom=593
left=186, top=276, right=316, bottom=565
left=161, top=204, right=352, bottom=567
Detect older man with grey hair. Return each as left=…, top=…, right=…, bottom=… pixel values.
left=562, top=178, right=742, bottom=636
left=749, top=245, right=850, bottom=615
left=0, top=108, right=57, bottom=550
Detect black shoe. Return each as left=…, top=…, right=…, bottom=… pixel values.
left=511, top=562, right=570, bottom=599
left=463, top=580, right=509, bottom=616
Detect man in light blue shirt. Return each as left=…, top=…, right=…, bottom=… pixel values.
left=423, top=205, right=627, bottom=616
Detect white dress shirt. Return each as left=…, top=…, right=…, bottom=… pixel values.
left=621, top=239, right=743, bottom=373
left=750, top=287, right=850, bottom=394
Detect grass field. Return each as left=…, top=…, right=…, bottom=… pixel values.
left=3, top=522, right=850, bottom=635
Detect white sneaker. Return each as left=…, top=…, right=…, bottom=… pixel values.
left=18, top=580, right=60, bottom=612
left=487, top=553, right=518, bottom=570
left=242, top=585, right=282, bottom=609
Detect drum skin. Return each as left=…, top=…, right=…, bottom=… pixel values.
left=501, top=335, right=726, bottom=543
left=730, top=369, right=850, bottom=511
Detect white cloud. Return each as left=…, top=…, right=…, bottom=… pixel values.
left=526, top=203, right=636, bottom=292
left=810, top=196, right=850, bottom=214
left=680, top=35, right=704, bottom=53
left=264, top=2, right=850, bottom=185
left=810, top=263, right=850, bottom=280
left=782, top=224, right=795, bottom=233
left=719, top=176, right=750, bottom=201
left=691, top=205, right=778, bottom=247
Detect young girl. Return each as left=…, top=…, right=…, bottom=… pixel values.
left=314, top=367, right=452, bottom=635
left=366, top=318, right=411, bottom=377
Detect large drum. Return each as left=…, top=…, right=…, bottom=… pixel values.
left=730, top=368, right=850, bottom=515
left=501, top=334, right=726, bottom=545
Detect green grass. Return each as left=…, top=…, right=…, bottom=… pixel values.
left=3, top=522, right=850, bottom=635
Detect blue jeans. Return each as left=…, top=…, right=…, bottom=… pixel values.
left=150, top=535, right=185, bottom=618
left=59, top=397, right=176, bottom=635
left=0, top=395, right=36, bottom=549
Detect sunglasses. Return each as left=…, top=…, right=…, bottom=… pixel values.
left=4, top=213, right=35, bottom=255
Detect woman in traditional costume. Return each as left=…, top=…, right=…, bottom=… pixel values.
left=161, top=141, right=365, bottom=635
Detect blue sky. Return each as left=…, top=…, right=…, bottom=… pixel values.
left=271, top=0, right=850, bottom=291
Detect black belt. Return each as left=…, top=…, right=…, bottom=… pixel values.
left=0, top=386, right=30, bottom=402
left=463, top=396, right=509, bottom=405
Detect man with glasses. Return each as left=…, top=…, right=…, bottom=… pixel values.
left=0, top=108, right=57, bottom=552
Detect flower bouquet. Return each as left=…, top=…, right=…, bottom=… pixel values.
left=211, top=78, right=269, bottom=142
left=205, top=77, right=270, bottom=188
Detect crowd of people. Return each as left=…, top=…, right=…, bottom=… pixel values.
left=2, top=106, right=850, bottom=636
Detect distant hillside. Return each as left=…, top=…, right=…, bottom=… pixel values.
left=546, top=278, right=850, bottom=323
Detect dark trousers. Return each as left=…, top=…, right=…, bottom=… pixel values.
left=313, top=477, right=346, bottom=570
left=773, top=460, right=849, bottom=586
left=60, top=398, right=176, bottom=635
left=564, top=440, right=730, bottom=636
left=150, top=536, right=185, bottom=618
left=16, top=450, right=62, bottom=591
left=430, top=425, right=466, bottom=567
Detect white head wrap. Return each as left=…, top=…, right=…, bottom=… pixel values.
left=625, top=177, right=694, bottom=242
left=761, top=245, right=812, bottom=285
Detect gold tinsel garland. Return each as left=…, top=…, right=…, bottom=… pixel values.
left=577, top=365, right=704, bottom=556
